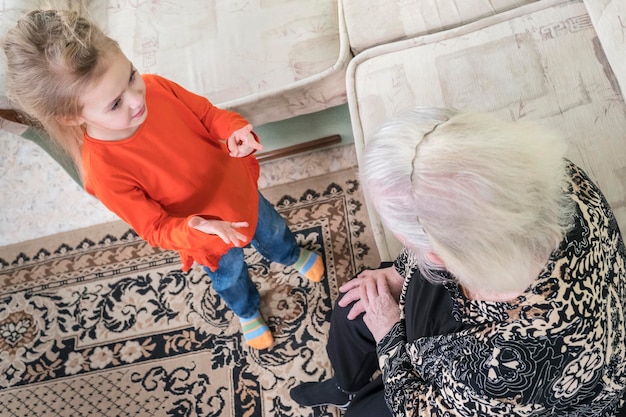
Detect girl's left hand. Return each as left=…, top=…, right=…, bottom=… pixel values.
left=359, top=277, right=401, bottom=343
left=188, top=216, right=249, bottom=246
left=227, top=124, right=264, bottom=157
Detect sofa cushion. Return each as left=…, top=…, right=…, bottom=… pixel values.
left=347, top=0, right=626, bottom=260
left=342, top=0, right=539, bottom=54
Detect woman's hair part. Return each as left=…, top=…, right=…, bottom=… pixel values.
left=360, top=107, right=574, bottom=295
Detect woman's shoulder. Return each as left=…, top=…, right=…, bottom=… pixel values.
left=566, top=160, right=613, bottom=214
left=564, top=159, right=624, bottom=252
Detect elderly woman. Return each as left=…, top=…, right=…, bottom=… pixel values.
left=290, top=108, right=626, bottom=416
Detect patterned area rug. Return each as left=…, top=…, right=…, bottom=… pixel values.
left=0, top=168, right=380, bottom=417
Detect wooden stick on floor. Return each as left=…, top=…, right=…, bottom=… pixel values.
left=256, top=134, right=341, bottom=163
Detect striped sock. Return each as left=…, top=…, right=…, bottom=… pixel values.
left=240, top=311, right=273, bottom=350
left=292, top=248, right=325, bottom=282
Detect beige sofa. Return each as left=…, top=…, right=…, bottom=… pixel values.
left=345, top=0, right=626, bottom=261
left=2, top=0, right=625, bottom=259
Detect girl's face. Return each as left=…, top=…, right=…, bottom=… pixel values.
left=77, top=50, right=147, bottom=141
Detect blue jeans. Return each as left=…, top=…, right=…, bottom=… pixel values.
left=202, top=192, right=300, bottom=319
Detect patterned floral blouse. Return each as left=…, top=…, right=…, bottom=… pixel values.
left=378, top=162, right=626, bottom=416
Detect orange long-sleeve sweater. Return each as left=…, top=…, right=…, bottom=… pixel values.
left=82, top=74, right=260, bottom=271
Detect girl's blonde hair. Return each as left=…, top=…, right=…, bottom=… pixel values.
left=3, top=9, right=120, bottom=181
left=360, top=107, right=575, bottom=295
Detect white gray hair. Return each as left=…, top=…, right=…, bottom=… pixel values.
left=360, top=107, right=574, bottom=294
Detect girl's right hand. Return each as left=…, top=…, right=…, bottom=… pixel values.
left=227, top=124, right=264, bottom=157
left=188, top=216, right=249, bottom=246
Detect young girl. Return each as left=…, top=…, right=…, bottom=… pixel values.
left=3, top=9, right=325, bottom=350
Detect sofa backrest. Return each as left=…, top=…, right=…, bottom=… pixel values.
left=342, top=0, right=540, bottom=54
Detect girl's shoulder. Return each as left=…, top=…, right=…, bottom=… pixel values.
left=142, top=73, right=185, bottom=89
left=142, top=73, right=173, bottom=90
left=142, top=74, right=195, bottom=102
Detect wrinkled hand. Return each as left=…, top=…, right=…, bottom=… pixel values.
left=226, top=124, right=264, bottom=157
left=360, top=277, right=401, bottom=343
left=188, top=216, right=249, bottom=246
left=338, top=266, right=404, bottom=320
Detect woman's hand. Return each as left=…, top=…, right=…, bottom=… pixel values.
left=188, top=216, right=249, bottom=246
left=226, top=124, right=264, bottom=157
left=339, top=266, right=404, bottom=320
left=360, top=277, right=401, bottom=343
